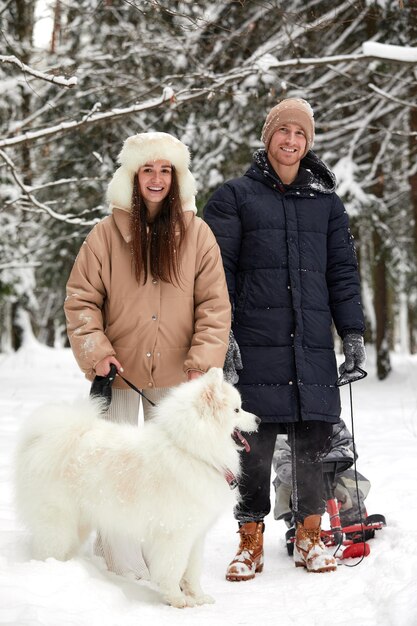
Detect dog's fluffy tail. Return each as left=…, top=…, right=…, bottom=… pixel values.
left=15, top=397, right=105, bottom=560
left=15, top=396, right=104, bottom=478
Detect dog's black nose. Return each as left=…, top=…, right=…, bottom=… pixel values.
left=255, top=416, right=261, bottom=425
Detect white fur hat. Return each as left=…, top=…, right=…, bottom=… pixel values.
left=106, top=132, right=197, bottom=213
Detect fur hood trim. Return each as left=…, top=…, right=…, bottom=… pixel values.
left=106, top=132, right=197, bottom=213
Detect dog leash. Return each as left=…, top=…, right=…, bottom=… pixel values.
left=108, top=364, right=157, bottom=407
left=117, top=373, right=157, bottom=407
left=335, top=365, right=368, bottom=566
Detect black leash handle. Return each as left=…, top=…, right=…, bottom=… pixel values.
left=336, top=366, right=367, bottom=387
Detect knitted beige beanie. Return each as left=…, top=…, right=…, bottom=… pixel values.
left=261, top=98, right=315, bottom=157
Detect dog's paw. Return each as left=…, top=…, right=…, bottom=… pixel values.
left=165, top=592, right=207, bottom=608
left=164, top=592, right=188, bottom=609
left=193, top=593, right=215, bottom=606
left=180, top=580, right=215, bottom=606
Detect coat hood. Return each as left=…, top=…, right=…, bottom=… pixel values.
left=106, top=132, right=198, bottom=214
left=301, top=150, right=336, bottom=194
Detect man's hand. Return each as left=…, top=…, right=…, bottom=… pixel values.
left=339, top=333, right=366, bottom=375
left=223, top=330, right=243, bottom=385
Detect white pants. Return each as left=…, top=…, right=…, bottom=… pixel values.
left=94, top=386, right=171, bottom=578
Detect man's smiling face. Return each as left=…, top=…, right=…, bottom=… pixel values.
left=267, top=123, right=307, bottom=170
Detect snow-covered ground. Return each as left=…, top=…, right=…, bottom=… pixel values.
left=1, top=343, right=416, bottom=626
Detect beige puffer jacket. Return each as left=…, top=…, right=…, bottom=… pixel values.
left=64, top=208, right=231, bottom=389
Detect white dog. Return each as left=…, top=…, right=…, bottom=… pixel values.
left=15, top=368, right=259, bottom=608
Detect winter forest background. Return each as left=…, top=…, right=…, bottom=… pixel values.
left=1, top=0, right=416, bottom=381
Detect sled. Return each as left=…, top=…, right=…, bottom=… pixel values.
left=285, top=459, right=386, bottom=560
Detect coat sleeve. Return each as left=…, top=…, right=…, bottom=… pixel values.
left=326, top=194, right=365, bottom=338
left=64, top=228, right=116, bottom=379
left=183, top=221, right=231, bottom=374
left=203, top=183, right=242, bottom=305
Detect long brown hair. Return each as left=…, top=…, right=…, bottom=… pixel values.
left=130, top=168, right=186, bottom=285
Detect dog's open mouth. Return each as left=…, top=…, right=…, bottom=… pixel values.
left=232, top=429, right=250, bottom=452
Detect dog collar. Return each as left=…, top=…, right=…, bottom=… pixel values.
left=224, top=469, right=238, bottom=490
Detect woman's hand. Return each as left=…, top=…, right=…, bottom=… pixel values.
left=187, top=369, right=204, bottom=381
left=95, top=355, right=123, bottom=377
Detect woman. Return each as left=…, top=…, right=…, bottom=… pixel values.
left=64, top=131, right=231, bottom=576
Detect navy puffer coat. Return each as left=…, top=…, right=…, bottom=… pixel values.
left=204, top=150, right=365, bottom=425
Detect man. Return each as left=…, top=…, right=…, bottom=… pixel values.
left=204, top=98, right=366, bottom=578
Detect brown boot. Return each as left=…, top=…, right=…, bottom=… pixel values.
left=294, top=515, right=337, bottom=573
left=225, top=521, right=264, bottom=581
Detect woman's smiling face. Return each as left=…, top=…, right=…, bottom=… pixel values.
left=137, top=160, right=172, bottom=215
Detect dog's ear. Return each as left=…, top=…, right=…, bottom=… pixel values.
left=203, top=367, right=224, bottom=386
left=199, top=368, right=225, bottom=416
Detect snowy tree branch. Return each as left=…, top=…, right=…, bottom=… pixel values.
left=0, top=55, right=77, bottom=87
left=3, top=176, right=105, bottom=209
left=368, top=83, right=417, bottom=109
left=0, top=90, right=178, bottom=149
left=1, top=47, right=415, bottom=151
left=0, top=261, right=42, bottom=271
left=0, top=150, right=97, bottom=226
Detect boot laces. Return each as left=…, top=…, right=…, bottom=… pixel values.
left=239, top=530, right=260, bottom=551
left=300, top=526, right=321, bottom=546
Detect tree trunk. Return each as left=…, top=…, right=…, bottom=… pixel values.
left=371, top=224, right=392, bottom=379
left=365, top=4, right=391, bottom=379
left=10, top=1, right=35, bottom=349
left=371, top=166, right=392, bottom=378
left=51, top=0, right=62, bottom=53
left=15, top=0, right=34, bottom=184
left=408, top=0, right=417, bottom=353
left=408, top=102, right=417, bottom=354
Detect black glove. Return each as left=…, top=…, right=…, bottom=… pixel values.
left=223, top=330, right=243, bottom=385
left=339, top=333, right=366, bottom=377
left=90, top=363, right=117, bottom=411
